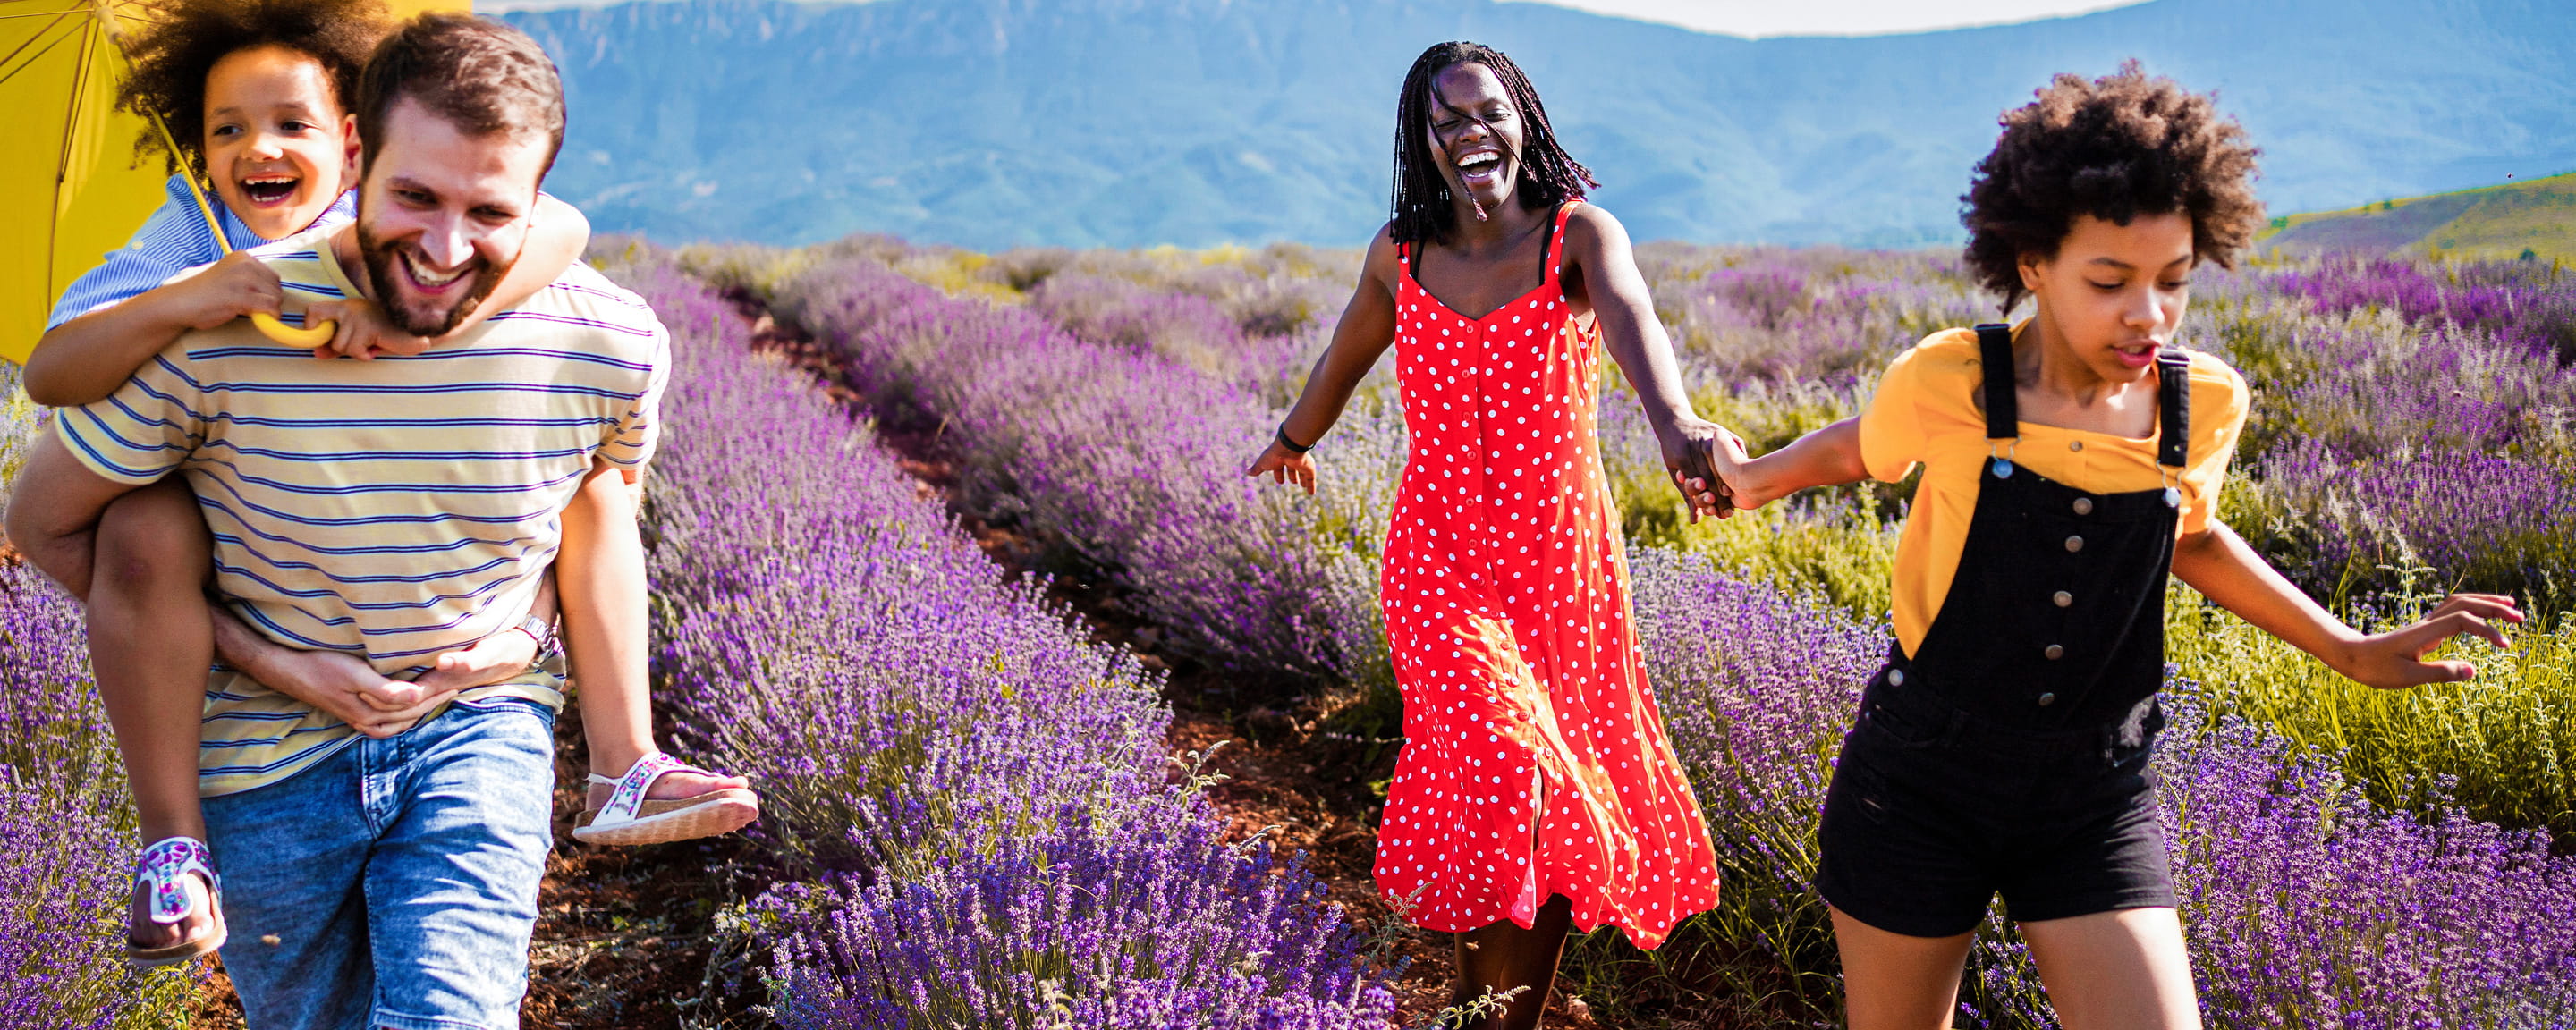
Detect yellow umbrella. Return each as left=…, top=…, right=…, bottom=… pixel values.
left=0, top=0, right=463, bottom=365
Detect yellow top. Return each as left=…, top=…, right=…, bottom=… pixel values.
left=1858, top=324, right=2249, bottom=656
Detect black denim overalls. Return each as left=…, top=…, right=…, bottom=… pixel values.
left=1813, top=324, right=2193, bottom=938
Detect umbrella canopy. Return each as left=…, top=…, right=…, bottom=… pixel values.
left=0, top=0, right=463, bottom=366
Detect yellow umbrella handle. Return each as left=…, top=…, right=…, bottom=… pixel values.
left=142, top=112, right=339, bottom=347
left=249, top=312, right=335, bottom=347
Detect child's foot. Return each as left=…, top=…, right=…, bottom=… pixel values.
left=127, top=837, right=225, bottom=967
left=573, top=753, right=759, bottom=846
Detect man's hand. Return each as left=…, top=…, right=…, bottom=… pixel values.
left=412, top=627, right=541, bottom=696
left=255, top=647, right=461, bottom=739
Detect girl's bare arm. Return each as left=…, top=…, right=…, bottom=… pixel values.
left=1728, top=418, right=1868, bottom=509
left=2170, top=519, right=2521, bottom=688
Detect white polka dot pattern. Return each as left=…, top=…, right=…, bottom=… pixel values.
left=1372, top=204, right=1722, bottom=950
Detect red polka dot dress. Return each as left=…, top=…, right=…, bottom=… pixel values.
left=1374, top=203, right=1722, bottom=949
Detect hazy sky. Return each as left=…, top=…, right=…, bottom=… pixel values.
left=480, top=0, right=2157, bottom=37
left=1519, top=0, right=2151, bottom=38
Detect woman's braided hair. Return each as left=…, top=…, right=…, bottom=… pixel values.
left=114, top=0, right=392, bottom=176
left=1962, top=60, right=2265, bottom=315
left=1391, top=41, right=1597, bottom=246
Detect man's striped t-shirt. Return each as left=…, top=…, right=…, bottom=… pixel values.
left=57, top=224, right=670, bottom=797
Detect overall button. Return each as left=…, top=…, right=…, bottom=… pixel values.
left=2044, top=644, right=2065, bottom=660
left=2069, top=440, right=2085, bottom=452
left=2037, top=692, right=2057, bottom=706
left=2072, top=497, right=2094, bottom=515
left=2054, top=590, right=2073, bottom=608
left=2064, top=535, right=2085, bottom=553
left=1887, top=669, right=1906, bottom=686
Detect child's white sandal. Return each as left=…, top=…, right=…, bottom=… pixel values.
left=127, top=835, right=226, bottom=967
left=571, top=751, right=759, bottom=846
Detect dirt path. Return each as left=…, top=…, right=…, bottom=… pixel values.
left=172, top=286, right=1601, bottom=1028
left=729, top=292, right=1608, bottom=1027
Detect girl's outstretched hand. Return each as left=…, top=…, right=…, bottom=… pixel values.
left=1247, top=439, right=1318, bottom=495
left=2335, top=593, right=2524, bottom=688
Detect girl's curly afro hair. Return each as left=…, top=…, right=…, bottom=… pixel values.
left=114, top=0, right=392, bottom=175
left=1962, top=61, right=2265, bottom=315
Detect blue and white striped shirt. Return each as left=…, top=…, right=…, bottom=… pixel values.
left=47, top=174, right=357, bottom=330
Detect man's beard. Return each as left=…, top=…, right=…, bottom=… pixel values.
left=358, top=224, right=508, bottom=337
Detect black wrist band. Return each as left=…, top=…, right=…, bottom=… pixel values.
left=1275, top=425, right=1315, bottom=454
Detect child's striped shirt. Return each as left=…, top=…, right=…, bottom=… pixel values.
left=56, top=225, right=669, bottom=798
left=47, top=174, right=356, bottom=328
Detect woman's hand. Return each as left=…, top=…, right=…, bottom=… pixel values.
left=1658, top=418, right=1742, bottom=522
left=1246, top=438, right=1318, bottom=495
left=2330, top=593, right=2524, bottom=688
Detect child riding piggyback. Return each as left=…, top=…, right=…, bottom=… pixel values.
left=19, top=0, right=755, bottom=970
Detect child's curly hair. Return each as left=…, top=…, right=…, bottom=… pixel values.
left=114, top=0, right=391, bottom=175
left=1962, top=61, right=2264, bottom=315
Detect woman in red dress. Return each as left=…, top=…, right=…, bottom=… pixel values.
left=1247, top=41, right=1736, bottom=1027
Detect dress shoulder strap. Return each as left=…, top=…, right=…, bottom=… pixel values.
left=1541, top=202, right=1578, bottom=288
left=2155, top=347, right=2192, bottom=469
left=1974, top=323, right=2016, bottom=441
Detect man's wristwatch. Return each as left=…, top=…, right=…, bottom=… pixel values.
left=513, top=613, right=560, bottom=659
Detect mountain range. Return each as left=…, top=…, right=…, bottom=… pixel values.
left=501, top=0, right=2576, bottom=249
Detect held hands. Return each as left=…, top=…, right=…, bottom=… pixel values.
left=301, top=296, right=435, bottom=360
left=258, top=630, right=539, bottom=739
left=161, top=251, right=284, bottom=332
left=2332, top=593, right=2524, bottom=688
left=1663, top=418, right=1749, bottom=523
left=1246, top=436, right=1318, bottom=495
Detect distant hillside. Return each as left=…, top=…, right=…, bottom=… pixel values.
left=2264, top=173, right=2576, bottom=262
left=502, top=0, right=2576, bottom=249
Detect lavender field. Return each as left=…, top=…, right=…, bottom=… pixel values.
left=3, top=241, right=2572, bottom=1027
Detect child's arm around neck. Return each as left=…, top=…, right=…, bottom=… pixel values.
left=462, top=194, right=590, bottom=329
left=23, top=251, right=284, bottom=408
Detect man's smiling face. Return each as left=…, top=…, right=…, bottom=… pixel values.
left=353, top=96, right=549, bottom=336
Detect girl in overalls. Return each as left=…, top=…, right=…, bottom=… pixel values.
left=1701, top=64, right=2521, bottom=1029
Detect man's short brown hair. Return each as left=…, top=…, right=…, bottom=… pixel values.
left=353, top=13, right=565, bottom=179
left=1962, top=61, right=2265, bottom=315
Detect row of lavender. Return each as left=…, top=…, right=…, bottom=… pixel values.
left=739, top=245, right=2576, bottom=1026
left=1, top=350, right=196, bottom=1024
left=0, top=564, right=194, bottom=1026
left=604, top=257, right=1398, bottom=1026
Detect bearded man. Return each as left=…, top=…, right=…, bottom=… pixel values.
left=5, top=14, right=667, bottom=1028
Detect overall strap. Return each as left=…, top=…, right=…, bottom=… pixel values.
left=1541, top=202, right=1576, bottom=288
left=1975, top=323, right=2017, bottom=441
left=2155, top=347, right=2192, bottom=469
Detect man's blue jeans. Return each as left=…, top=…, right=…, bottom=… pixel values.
left=203, top=698, right=556, bottom=1030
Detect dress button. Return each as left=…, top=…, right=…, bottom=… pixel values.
left=2037, top=692, right=2057, bottom=706
left=2069, top=440, right=2085, bottom=452
left=2072, top=497, right=2094, bottom=515
left=1887, top=669, right=1906, bottom=686
left=2054, top=590, right=2073, bottom=608
left=2044, top=644, right=2064, bottom=660
left=2065, top=536, right=2085, bottom=553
